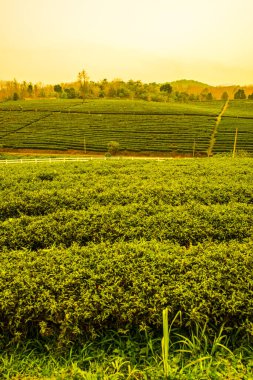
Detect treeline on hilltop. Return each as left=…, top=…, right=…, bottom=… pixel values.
left=1, top=70, right=253, bottom=102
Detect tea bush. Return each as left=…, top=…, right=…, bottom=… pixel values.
left=1, top=240, right=253, bottom=347
left=0, top=157, right=253, bottom=350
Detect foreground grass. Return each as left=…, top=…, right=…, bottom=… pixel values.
left=1, top=330, right=253, bottom=380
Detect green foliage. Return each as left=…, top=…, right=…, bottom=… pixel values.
left=234, top=89, right=246, bottom=100
left=13, top=92, right=19, bottom=101
left=78, top=70, right=89, bottom=101
left=1, top=159, right=252, bottom=250
left=64, top=87, right=76, bottom=99
left=1, top=239, right=253, bottom=347
left=1, top=157, right=253, bottom=378
left=221, top=91, right=229, bottom=101
left=160, top=83, right=173, bottom=94
left=107, top=141, right=120, bottom=155
left=0, top=158, right=253, bottom=350
left=1, top=331, right=253, bottom=379
left=54, top=84, right=62, bottom=93
left=0, top=201, right=252, bottom=250
left=27, top=83, right=33, bottom=96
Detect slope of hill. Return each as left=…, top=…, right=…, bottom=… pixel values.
left=170, top=79, right=211, bottom=92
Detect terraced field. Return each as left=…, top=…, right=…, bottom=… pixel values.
left=1, top=113, right=216, bottom=153
left=214, top=100, right=253, bottom=154
left=0, top=99, right=222, bottom=154
left=222, top=100, right=253, bottom=118
left=1, top=99, right=253, bottom=155
left=0, top=98, right=222, bottom=115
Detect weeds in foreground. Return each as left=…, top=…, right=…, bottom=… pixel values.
left=1, top=322, right=253, bottom=380
left=1, top=309, right=252, bottom=379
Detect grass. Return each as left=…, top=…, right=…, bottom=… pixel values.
left=1, top=325, right=253, bottom=379
left=1, top=306, right=253, bottom=379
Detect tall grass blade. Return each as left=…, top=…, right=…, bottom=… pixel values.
left=162, top=308, right=169, bottom=378
left=180, top=356, right=211, bottom=372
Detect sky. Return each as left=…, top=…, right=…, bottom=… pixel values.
left=1, top=0, right=253, bottom=85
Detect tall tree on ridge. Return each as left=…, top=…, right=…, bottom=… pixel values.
left=78, top=70, right=89, bottom=101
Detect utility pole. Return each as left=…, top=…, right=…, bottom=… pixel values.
left=193, top=139, right=196, bottom=157
left=232, top=128, right=238, bottom=158
left=84, top=137, right=86, bottom=154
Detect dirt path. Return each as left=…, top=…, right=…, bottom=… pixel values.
left=207, top=100, right=229, bottom=156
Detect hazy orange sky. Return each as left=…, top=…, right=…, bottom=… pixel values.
left=1, top=0, right=253, bottom=85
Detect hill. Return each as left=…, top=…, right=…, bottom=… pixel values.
left=170, top=79, right=211, bottom=92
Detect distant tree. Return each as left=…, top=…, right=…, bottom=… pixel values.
left=27, top=83, right=33, bottom=96
left=19, top=81, right=27, bottom=99
left=54, top=84, right=62, bottom=93
left=64, top=87, right=76, bottom=99
left=221, top=91, right=229, bottom=100
left=160, top=83, right=172, bottom=94
left=200, top=88, right=211, bottom=101
left=78, top=70, right=89, bottom=101
left=174, top=91, right=189, bottom=102
left=248, top=93, right=253, bottom=100
left=39, top=89, right=46, bottom=98
left=13, top=78, right=18, bottom=91
left=33, top=84, right=39, bottom=97
left=127, top=79, right=144, bottom=98
left=13, top=92, right=19, bottom=101
left=206, top=92, right=213, bottom=101
left=88, top=81, right=100, bottom=97
left=234, top=89, right=246, bottom=99
left=107, top=141, right=120, bottom=155
left=189, top=93, right=199, bottom=101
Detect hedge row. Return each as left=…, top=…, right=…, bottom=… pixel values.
left=1, top=240, right=253, bottom=348
left=1, top=182, right=252, bottom=221
left=0, top=202, right=252, bottom=250
left=1, top=160, right=252, bottom=221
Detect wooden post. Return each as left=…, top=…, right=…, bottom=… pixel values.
left=232, top=128, right=238, bottom=158
left=193, top=139, right=196, bottom=157
left=84, top=137, right=86, bottom=154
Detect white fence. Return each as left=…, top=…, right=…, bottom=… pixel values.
left=0, top=157, right=95, bottom=164
left=0, top=156, right=169, bottom=165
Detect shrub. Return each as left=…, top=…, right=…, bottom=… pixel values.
left=1, top=240, right=253, bottom=348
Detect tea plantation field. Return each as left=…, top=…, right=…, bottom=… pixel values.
left=1, top=98, right=253, bottom=157
left=1, top=157, right=253, bottom=377
left=0, top=159, right=253, bottom=340
left=0, top=99, right=223, bottom=155
left=214, top=100, right=253, bottom=154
